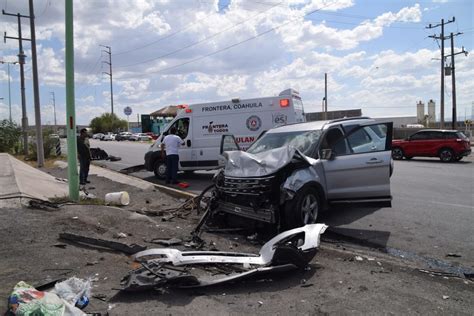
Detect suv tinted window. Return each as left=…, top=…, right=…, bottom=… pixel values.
left=410, top=132, right=429, bottom=140
left=347, top=128, right=371, bottom=148
left=346, top=123, right=389, bottom=154
left=445, top=132, right=467, bottom=139
left=426, top=131, right=444, bottom=139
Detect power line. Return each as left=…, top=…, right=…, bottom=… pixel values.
left=116, top=1, right=283, bottom=68
left=113, top=15, right=209, bottom=57
left=306, top=17, right=426, bottom=30
left=117, top=2, right=333, bottom=79
left=113, top=0, right=275, bottom=57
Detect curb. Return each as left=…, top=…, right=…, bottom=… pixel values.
left=93, top=164, right=198, bottom=200
left=57, top=160, right=197, bottom=200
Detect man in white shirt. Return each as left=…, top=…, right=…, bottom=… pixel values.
left=161, top=127, right=184, bottom=184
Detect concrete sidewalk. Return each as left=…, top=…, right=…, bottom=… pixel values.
left=0, top=153, right=68, bottom=205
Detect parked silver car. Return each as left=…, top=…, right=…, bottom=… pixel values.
left=215, top=117, right=394, bottom=228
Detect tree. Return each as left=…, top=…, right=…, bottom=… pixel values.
left=90, top=113, right=127, bottom=133
left=0, top=119, right=21, bottom=153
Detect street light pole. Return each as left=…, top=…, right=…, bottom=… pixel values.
left=29, top=0, right=45, bottom=167
left=3, top=11, right=30, bottom=155
left=0, top=60, right=18, bottom=122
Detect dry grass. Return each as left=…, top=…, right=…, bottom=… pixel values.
left=14, top=154, right=66, bottom=169
left=49, top=195, right=106, bottom=206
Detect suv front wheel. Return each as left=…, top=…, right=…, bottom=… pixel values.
left=284, top=186, right=321, bottom=229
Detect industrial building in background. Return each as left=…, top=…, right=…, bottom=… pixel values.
left=306, top=109, right=362, bottom=121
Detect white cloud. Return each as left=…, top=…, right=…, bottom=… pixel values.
left=302, top=0, right=355, bottom=12
left=278, top=4, right=422, bottom=51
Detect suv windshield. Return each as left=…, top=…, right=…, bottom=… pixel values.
left=246, top=130, right=322, bottom=155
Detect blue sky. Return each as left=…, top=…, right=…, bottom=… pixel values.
left=0, top=0, right=473, bottom=125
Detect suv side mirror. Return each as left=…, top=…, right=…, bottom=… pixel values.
left=320, top=149, right=334, bottom=160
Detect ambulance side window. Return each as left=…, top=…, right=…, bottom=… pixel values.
left=171, top=118, right=190, bottom=139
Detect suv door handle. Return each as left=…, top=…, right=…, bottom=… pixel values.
left=366, top=158, right=383, bottom=164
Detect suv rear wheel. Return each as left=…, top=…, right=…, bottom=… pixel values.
left=392, top=147, right=404, bottom=160
left=439, top=148, right=454, bottom=162
left=284, top=186, right=321, bottom=228
left=154, top=160, right=167, bottom=179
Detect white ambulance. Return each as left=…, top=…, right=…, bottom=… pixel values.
left=144, top=88, right=306, bottom=179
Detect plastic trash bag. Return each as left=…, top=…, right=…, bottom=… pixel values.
left=53, top=277, right=91, bottom=306
left=6, top=281, right=85, bottom=316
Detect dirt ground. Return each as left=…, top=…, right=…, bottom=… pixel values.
left=0, top=167, right=472, bottom=315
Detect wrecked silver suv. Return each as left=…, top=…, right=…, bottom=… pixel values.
left=212, top=117, right=393, bottom=228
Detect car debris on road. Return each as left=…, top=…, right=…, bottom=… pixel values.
left=121, top=224, right=327, bottom=291
left=59, top=232, right=146, bottom=255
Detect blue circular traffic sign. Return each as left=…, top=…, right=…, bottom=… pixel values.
left=124, top=106, right=132, bottom=116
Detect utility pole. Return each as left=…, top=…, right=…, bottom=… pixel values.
left=50, top=91, right=57, bottom=128
left=322, top=73, right=328, bottom=120
left=65, top=0, right=79, bottom=201
left=446, top=32, right=468, bottom=130
left=427, top=17, right=455, bottom=129
left=0, top=60, right=18, bottom=122
left=29, top=0, right=45, bottom=167
left=100, top=45, right=114, bottom=114
left=3, top=10, right=30, bottom=155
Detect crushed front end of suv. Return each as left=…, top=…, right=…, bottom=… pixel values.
left=211, top=117, right=394, bottom=229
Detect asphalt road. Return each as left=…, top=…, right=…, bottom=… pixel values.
left=89, top=139, right=474, bottom=269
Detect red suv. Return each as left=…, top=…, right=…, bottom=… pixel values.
left=392, top=129, right=471, bottom=162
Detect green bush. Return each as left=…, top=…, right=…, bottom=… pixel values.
left=27, top=129, right=59, bottom=160
left=0, top=120, right=21, bottom=154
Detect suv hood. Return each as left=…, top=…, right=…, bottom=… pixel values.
left=222, top=146, right=315, bottom=177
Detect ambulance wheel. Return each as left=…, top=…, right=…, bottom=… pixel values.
left=154, top=160, right=167, bottom=179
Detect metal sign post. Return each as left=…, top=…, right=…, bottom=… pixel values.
left=124, top=106, right=132, bottom=132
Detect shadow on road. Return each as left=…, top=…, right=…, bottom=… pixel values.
left=320, top=206, right=391, bottom=249
left=110, top=263, right=319, bottom=306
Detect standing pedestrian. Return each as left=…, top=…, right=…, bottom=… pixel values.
left=161, top=127, right=184, bottom=184
left=77, top=128, right=91, bottom=185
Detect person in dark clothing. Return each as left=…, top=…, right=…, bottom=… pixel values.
left=77, top=128, right=91, bottom=185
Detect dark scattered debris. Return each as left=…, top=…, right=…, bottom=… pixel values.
left=92, top=294, right=108, bottom=302
left=59, top=232, right=146, bottom=255
left=161, top=214, right=175, bottom=222
left=300, top=283, right=314, bottom=288
left=35, top=278, right=67, bottom=291
left=147, top=238, right=183, bottom=246
left=446, top=253, right=462, bottom=258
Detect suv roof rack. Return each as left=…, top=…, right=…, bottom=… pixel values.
left=326, top=116, right=371, bottom=124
